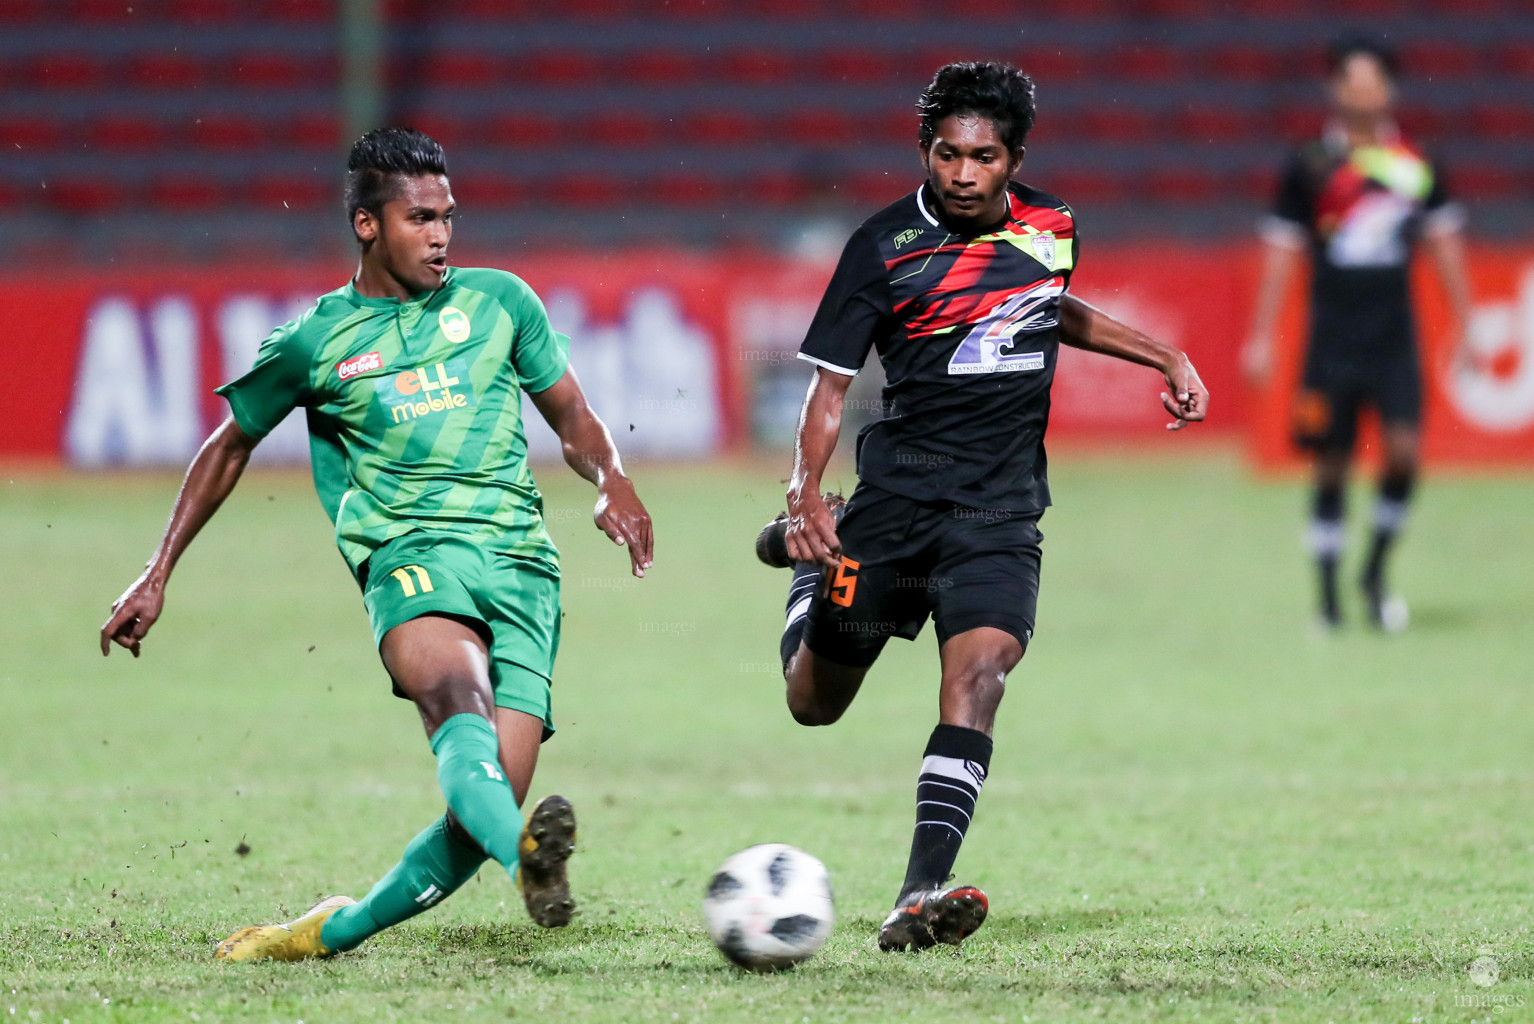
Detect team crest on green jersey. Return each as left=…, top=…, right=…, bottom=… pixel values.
left=438, top=306, right=471, bottom=343
left=376, top=358, right=478, bottom=425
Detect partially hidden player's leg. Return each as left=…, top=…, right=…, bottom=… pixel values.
left=1309, top=449, right=1351, bottom=628
left=879, top=627, right=1020, bottom=952
left=318, top=614, right=526, bottom=953
left=1360, top=421, right=1417, bottom=630
left=784, top=641, right=870, bottom=727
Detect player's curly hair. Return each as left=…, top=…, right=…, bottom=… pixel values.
left=917, top=62, right=1036, bottom=157
left=344, top=127, right=448, bottom=227
left=1326, top=33, right=1400, bottom=79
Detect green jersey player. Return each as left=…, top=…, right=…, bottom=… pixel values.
left=99, top=128, right=655, bottom=961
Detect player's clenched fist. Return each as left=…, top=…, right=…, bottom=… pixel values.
left=785, top=485, right=841, bottom=568
left=101, top=570, right=165, bottom=657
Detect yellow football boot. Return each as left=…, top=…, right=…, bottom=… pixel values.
left=515, top=795, right=577, bottom=927
left=214, top=895, right=356, bottom=962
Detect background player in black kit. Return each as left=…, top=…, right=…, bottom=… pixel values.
left=755, top=62, right=1209, bottom=951
left=1243, top=35, right=1472, bottom=632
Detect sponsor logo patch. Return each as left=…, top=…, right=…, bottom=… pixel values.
left=376, top=358, right=477, bottom=424
left=336, top=350, right=382, bottom=381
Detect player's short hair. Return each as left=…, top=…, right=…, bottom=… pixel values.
left=917, top=62, right=1036, bottom=157
left=344, top=127, right=448, bottom=225
left=1326, top=33, right=1400, bottom=79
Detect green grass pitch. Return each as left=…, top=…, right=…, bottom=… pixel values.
left=2, top=451, right=1530, bottom=1022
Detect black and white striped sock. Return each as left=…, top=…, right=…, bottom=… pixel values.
left=900, top=724, right=993, bottom=900
left=779, top=561, right=822, bottom=670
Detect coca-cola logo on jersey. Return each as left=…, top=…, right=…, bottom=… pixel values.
left=337, top=351, right=382, bottom=380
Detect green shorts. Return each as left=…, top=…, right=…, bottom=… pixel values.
left=362, top=532, right=561, bottom=738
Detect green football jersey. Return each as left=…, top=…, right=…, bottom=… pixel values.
left=216, top=266, right=569, bottom=580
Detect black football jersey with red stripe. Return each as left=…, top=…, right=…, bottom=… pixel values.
left=799, top=180, right=1077, bottom=512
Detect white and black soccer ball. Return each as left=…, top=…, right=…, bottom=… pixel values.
left=702, top=843, right=834, bottom=971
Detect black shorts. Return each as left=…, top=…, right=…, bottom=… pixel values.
left=801, top=483, right=1042, bottom=668
left=1293, top=343, right=1421, bottom=455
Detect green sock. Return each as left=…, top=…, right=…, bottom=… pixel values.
left=320, top=814, right=486, bottom=952
left=428, top=712, right=524, bottom=876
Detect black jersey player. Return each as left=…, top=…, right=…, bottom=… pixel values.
left=754, top=62, right=1208, bottom=950
left=1242, top=35, right=1472, bottom=631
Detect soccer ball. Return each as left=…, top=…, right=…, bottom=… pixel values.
left=702, top=843, right=834, bottom=971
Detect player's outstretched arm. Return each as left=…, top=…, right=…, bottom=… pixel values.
left=528, top=367, right=654, bottom=578
left=1059, top=294, right=1209, bottom=431
left=786, top=367, right=854, bottom=567
left=100, top=416, right=260, bottom=657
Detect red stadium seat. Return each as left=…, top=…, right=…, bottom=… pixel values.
left=1327, top=0, right=1410, bottom=13
left=1145, top=167, right=1225, bottom=204
left=291, top=112, right=340, bottom=151
left=561, top=0, right=632, bottom=17
left=946, top=0, right=1020, bottom=16
left=1233, top=165, right=1279, bottom=203
left=1044, top=169, right=1127, bottom=205
left=72, top=0, right=139, bottom=20
left=1470, top=103, right=1534, bottom=141
left=820, top=49, right=900, bottom=85
left=590, top=111, right=662, bottom=148
left=126, top=53, right=208, bottom=91
left=427, top=52, right=505, bottom=89
left=691, top=110, right=762, bottom=147
left=190, top=115, right=263, bottom=150
left=1178, top=105, right=1257, bottom=144
left=847, top=0, right=923, bottom=18
left=1451, top=163, right=1526, bottom=202
left=1206, top=44, right=1287, bottom=83
left=731, top=49, right=799, bottom=86
left=229, top=52, right=332, bottom=90
left=399, top=114, right=474, bottom=148
left=249, top=175, right=329, bottom=210
left=149, top=177, right=224, bottom=211
left=1395, top=103, right=1446, bottom=142
left=47, top=178, right=130, bottom=215
left=30, top=53, right=108, bottom=91
left=165, top=0, right=243, bottom=20
left=1013, top=48, right=1093, bottom=83
left=779, top=109, right=861, bottom=147
left=848, top=170, right=906, bottom=208
left=0, top=178, right=23, bottom=212
left=0, top=116, right=66, bottom=152
left=0, top=0, right=48, bottom=23
left=751, top=0, right=828, bottom=17
left=1399, top=41, right=1479, bottom=80
left=1079, top=108, right=1155, bottom=144
left=655, top=172, right=727, bottom=207
left=486, top=113, right=561, bottom=148
left=750, top=171, right=813, bottom=206
left=518, top=50, right=602, bottom=87
left=562, top=174, right=626, bottom=208
left=1498, top=41, right=1534, bottom=77
left=626, top=50, right=700, bottom=87
left=1276, top=104, right=1322, bottom=143
left=1138, top=0, right=1218, bottom=17
left=267, top=0, right=331, bottom=21
left=1111, top=43, right=1184, bottom=82
left=91, top=116, right=170, bottom=151
left=449, top=173, right=524, bottom=209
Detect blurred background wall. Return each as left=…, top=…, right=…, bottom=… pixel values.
left=2, top=0, right=1531, bottom=465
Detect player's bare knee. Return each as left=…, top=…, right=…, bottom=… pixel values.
left=785, top=686, right=842, bottom=727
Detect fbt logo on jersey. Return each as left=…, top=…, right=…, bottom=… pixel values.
left=379, top=359, right=477, bottom=424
